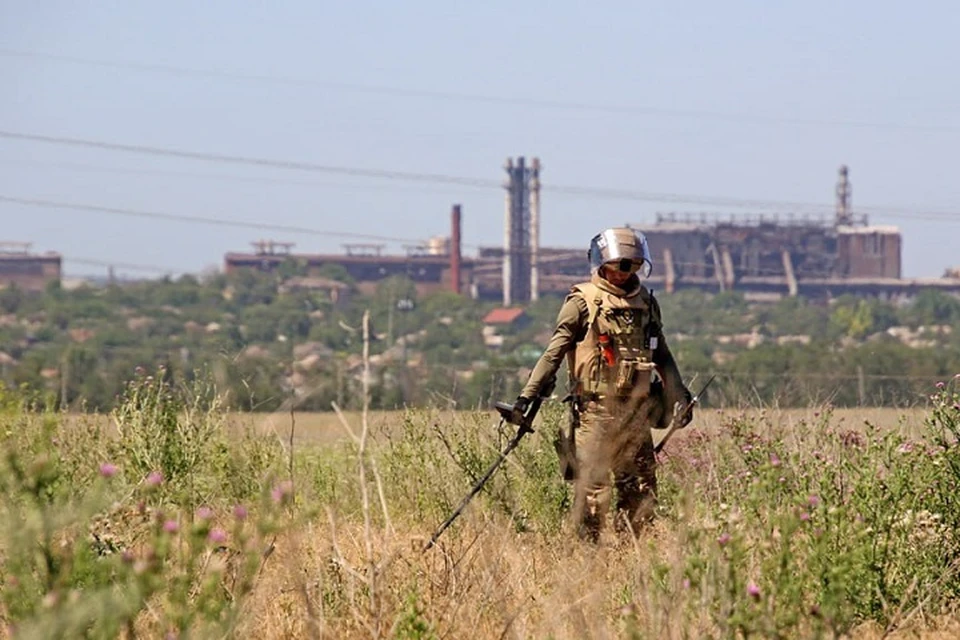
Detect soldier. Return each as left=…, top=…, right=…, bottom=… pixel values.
left=514, top=227, right=692, bottom=541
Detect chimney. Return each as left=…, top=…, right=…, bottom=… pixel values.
left=450, top=204, right=462, bottom=294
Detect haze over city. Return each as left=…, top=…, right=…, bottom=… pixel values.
left=2, top=2, right=958, bottom=279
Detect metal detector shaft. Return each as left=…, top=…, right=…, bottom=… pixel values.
left=421, top=419, right=532, bottom=552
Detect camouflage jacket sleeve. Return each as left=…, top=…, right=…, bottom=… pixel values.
left=649, top=294, right=691, bottom=426
left=519, top=293, right=588, bottom=399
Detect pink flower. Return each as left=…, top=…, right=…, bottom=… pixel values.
left=769, top=453, right=781, bottom=467
left=233, top=505, right=248, bottom=521
left=146, top=471, right=163, bottom=487
left=196, top=506, right=214, bottom=521
left=936, top=381, right=946, bottom=389
left=271, top=480, right=294, bottom=504
left=747, top=582, right=761, bottom=599
left=808, top=495, right=820, bottom=508
left=208, top=528, right=227, bottom=544
left=163, top=520, right=179, bottom=534
left=717, top=533, right=731, bottom=546
left=800, top=512, right=810, bottom=522
left=99, top=463, right=118, bottom=478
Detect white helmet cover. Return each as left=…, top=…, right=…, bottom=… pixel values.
left=587, top=227, right=653, bottom=278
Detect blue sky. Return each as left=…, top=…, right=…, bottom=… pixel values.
left=2, top=1, right=957, bottom=278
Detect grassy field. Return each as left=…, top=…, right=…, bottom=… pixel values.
left=4, top=374, right=960, bottom=638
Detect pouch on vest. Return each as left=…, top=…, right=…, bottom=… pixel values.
left=614, top=359, right=655, bottom=397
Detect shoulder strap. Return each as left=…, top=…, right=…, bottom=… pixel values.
left=572, top=282, right=604, bottom=328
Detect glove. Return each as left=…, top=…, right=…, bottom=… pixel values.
left=512, top=395, right=531, bottom=424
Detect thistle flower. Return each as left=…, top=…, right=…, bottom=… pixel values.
left=99, top=463, right=118, bottom=478
left=146, top=470, right=163, bottom=487
left=272, top=480, right=294, bottom=505
left=747, top=582, right=761, bottom=599
left=208, top=528, right=227, bottom=544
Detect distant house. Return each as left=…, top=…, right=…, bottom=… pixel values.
left=482, top=307, right=528, bottom=326
left=481, top=307, right=529, bottom=348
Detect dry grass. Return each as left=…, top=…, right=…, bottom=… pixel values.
left=28, top=399, right=956, bottom=638
left=228, top=405, right=930, bottom=448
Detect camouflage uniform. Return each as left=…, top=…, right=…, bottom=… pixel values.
left=519, top=271, right=691, bottom=541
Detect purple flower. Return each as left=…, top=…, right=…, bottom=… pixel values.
left=196, top=506, right=214, bottom=521
left=800, top=512, right=810, bottom=522
left=99, top=463, right=118, bottom=478
left=163, top=520, right=179, bottom=534
left=233, top=505, right=248, bottom=521
left=769, top=453, right=781, bottom=467
left=208, top=528, right=227, bottom=544
left=808, top=495, right=820, bottom=508
left=271, top=480, right=294, bottom=504
left=747, top=582, right=761, bottom=599
left=717, top=532, right=731, bottom=546
left=146, top=470, right=163, bottom=487
left=936, top=381, right=946, bottom=389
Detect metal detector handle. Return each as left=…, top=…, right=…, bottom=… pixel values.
left=654, top=374, right=716, bottom=454
left=494, top=396, right=543, bottom=431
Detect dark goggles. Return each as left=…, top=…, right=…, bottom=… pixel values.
left=607, top=258, right=644, bottom=273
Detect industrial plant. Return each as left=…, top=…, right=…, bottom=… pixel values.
left=2, top=161, right=957, bottom=301
left=222, top=161, right=960, bottom=303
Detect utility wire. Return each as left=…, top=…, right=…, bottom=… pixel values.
left=0, top=159, right=475, bottom=197
left=0, top=130, right=498, bottom=188
left=2, top=47, right=957, bottom=133
left=3, top=129, right=960, bottom=218
left=0, top=195, right=429, bottom=245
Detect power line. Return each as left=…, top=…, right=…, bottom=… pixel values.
left=4, top=129, right=959, bottom=218
left=2, top=47, right=958, bottom=133
left=0, top=195, right=429, bottom=245
left=0, top=159, right=475, bottom=197
left=0, top=130, right=498, bottom=189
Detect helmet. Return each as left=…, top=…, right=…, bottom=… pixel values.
left=587, top=227, right=653, bottom=278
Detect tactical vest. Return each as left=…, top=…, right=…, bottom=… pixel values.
left=565, top=281, right=661, bottom=399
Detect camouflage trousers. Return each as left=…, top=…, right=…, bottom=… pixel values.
left=570, top=396, right=658, bottom=542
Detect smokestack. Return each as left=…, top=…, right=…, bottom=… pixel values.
left=450, top=204, right=462, bottom=294
left=529, top=157, right=541, bottom=301
left=836, top=165, right=852, bottom=226
left=503, top=157, right=513, bottom=306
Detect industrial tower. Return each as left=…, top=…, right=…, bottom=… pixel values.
left=836, top=165, right=853, bottom=226
left=502, top=156, right=541, bottom=306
